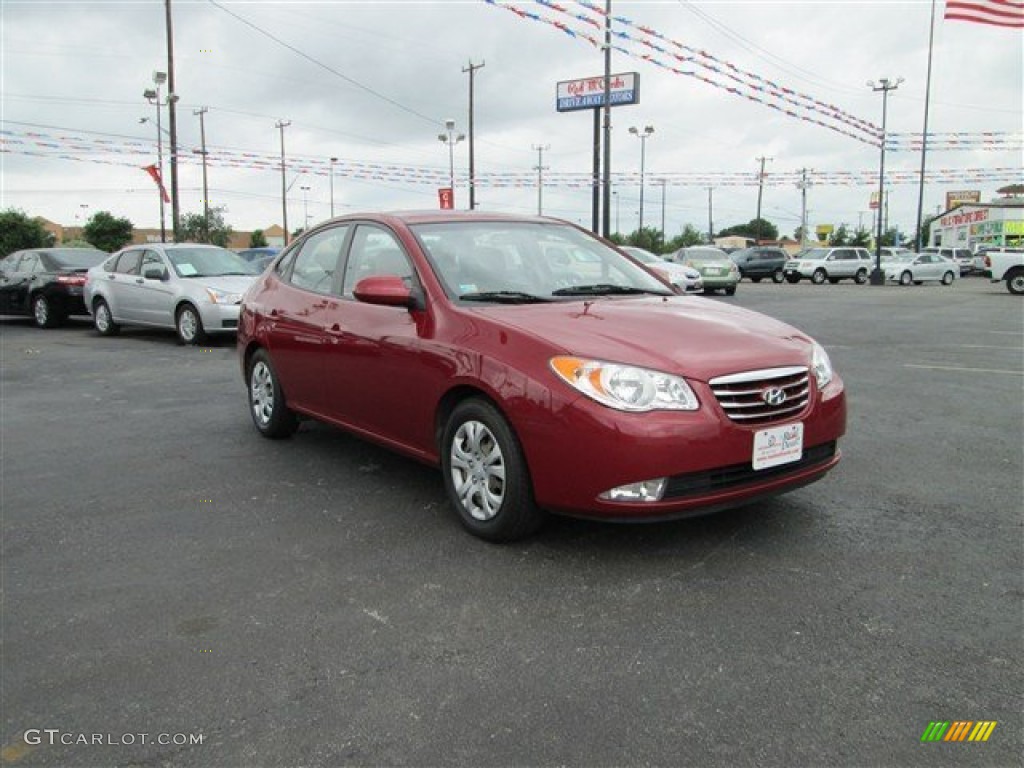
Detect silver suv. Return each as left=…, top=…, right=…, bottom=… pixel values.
left=784, top=247, right=873, bottom=284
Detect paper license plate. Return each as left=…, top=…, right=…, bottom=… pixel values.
left=752, top=422, right=803, bottom=470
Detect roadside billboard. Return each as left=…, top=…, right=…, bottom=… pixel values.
left=556, top=72, right=640, bottom=112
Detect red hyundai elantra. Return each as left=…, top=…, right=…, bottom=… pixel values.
left=238, top=212, right=845, bottom=541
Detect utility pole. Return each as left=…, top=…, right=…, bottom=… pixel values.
left=707, top=187, right=714, bottom=244
left=658, top=178, right=666, bottom=249
left=165, top=0, right=180, bottom=241
left=797, top=168, right=811, bottom=247
left=601, top=0, right=612, bottom=238
left=754, top=156, right=772, bottom=244
left=532, top=144, right=550, bottom=216
left=463, top=60, right=485, bottom=210
left=194, top=107, right=209, bottom=243
left=329, top=156, right=338, bottom=218
left=276, top=119, right=291, bottom=245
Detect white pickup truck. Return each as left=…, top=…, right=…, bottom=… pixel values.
left=984, top=249, right=1024, bottom=295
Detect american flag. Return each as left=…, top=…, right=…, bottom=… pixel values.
left=944, top=0, right=1024, bottom=28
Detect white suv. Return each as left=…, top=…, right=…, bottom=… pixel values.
left=784, top=247, right=873, bottom=284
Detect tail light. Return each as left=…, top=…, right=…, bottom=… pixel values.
left=984, top=255, right=991, bottom=268
left=57, top=274, right=88, bottom=286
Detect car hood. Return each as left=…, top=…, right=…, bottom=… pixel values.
left=189, top=275, right=258, bottom=293
left=468, top=297, right=814, bottom=382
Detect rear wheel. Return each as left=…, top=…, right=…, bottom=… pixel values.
left=811, top=269, right=827, bottom=285
left=786, top=274, right=801, bottom=284
left=854, top=268, right=869, bottom=284
left=31, top=294, right=64, bottom=328
left=941, top=271, right=955, bottom=286
left=772, top=269, right=785, bottom=284
left=247, top=349, right=299, bottom=438
left=724, top=285, right=737, bottom=296
left=751, top=277, right=762, bottom=284
left=93, top=299, right=120, bottom=336
left=1007, top=271, right=1024, bottom=295
left=176, top=303, right=207, bottom=345
left=441, top=398, right=545, bottom=542
left=899, top=271, right=913, bottom=286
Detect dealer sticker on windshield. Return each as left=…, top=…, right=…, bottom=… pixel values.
left=752, top=422, right=803, bottom=470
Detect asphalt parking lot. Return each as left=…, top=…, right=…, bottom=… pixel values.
left=2, top=277, right=1021, bottom=767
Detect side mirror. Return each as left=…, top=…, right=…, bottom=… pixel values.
left=353, top=275, right=421, bottom=309
left=143, top=267, right=168, bottom=281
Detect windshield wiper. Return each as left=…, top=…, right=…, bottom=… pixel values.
left=460, top=291, right=551, bottom=304
left=551, top=284, right=668, bottom=297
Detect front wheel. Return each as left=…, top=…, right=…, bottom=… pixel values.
left=854, top=268, right=868, bottom=285
left=93, top=299, right=120, bottom=336
left=724, top=286, right=737, bottom=296
left=176, top=304, right=207, bottom=345
left=786, top=274, right=801, bottom=284
left=811, top=269, right=827, bottom=285
left=941, top=271, right=955, bottom=286
left=899, top=271, right=913, bottom=286
left=772, top=269, right=785, bottom=284
left=247, top=349, right=299, bottom=438
left=441, top=398, right=545, bottom=542
left=32, top=294, right=63, bottom=328
left=750, top=277, right=762, bottom=284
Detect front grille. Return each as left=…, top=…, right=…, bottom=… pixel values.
left=663, top=441, right=837, bottom=500
left=710, top=366, right=810, bottom=425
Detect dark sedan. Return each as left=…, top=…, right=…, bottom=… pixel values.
left=0, top=247, right=108, bottom=327
left=729, top=246, right=789, bottom=283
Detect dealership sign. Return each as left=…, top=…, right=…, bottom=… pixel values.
left=556, top=72, right=640, bottom=112
left=945, top=190, right=981, bottom=210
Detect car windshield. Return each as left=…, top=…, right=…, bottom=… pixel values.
left=622, top=247, right=658, bottom=264
left=683, top=249, right=728, bottom=263
left=167, top=247, right=258, bottom=278
left=46, top=249, right=108, bottom=269
left=411, top=221, right=672, bottom=302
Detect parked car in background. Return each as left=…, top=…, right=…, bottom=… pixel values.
left=239, top=211, right=846, bottom=541
left=784, top=247, right=873, bottom=284
left=85, top=243, right=260, bottom=344
left=620, top=246, right=703, bottom=294
left=236, top=246, right=281, bottom=272
left=670, top=246, right=740, bottom=295
left=920, top=246, right=973, bottom=276
left=884, top=252, right=958, bottom=286
left=728, top=246, right=789, bottom=283
left=0, top=247, right=108, bottom=328
left=878, top=247, right=916, bottom=263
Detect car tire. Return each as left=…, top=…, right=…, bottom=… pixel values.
left=724, top=286, right=737, bottom=296
left=751, top=277, right=762, bottom=284
left=772, top=269, right=785, bottom=284
left=811, top=269, right=827, bottom=285
left=1007, top=270, right=1024, bottom=295
left=175, top=303, right=207, bottom=345
left=441, top=398, right=545, bottom=542
left=941, top=271, right=955, bottom=286
left=900, top=271, right=913, bottom=286
left=828, top=277, right=840, bottom=285
left=31, top=294, right=63, bottom=329
left=785, top=275, right=801, bottom=284
left=247, top=349, right=299, bottom=439
left=854, top=268, right=869, bottom=285
left=93, top=298, right=120, bottom=336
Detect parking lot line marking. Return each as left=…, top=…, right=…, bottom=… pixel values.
left=905, top=364, right=1023, bottom=376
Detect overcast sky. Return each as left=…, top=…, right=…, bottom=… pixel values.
left=1, top=0, right=1021, bottom=242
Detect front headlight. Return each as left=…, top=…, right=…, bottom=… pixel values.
left=206, top=287, right=243, bottom=305
left=811, top=343, right=834, bottom=390
left=550, top=356, right=699, bottom=412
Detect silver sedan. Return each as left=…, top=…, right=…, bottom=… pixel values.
left=85, top=243, right=259, bottom=344
left=620, top=246, right=703, bottom=294
left=884, top=253, right=958, bottom=286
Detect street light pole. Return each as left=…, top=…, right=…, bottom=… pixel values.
left=754, top=156, right=772, bottom=244
left=438, top=119, right=465, bottom=207
left=300, top=185, right=311, bottom=231
left=868, top=76, right=903, bottom=285
left=628, top=125, right=654, bottom=233
left=532, top=144, right=550, bottom=215
left=276, top=119, right=291, bottom=245
left=143, top=75, right=167, bottom=243
left=329, top=156, right=338, bottom=218
left=194, top=107, right=209, bottom=243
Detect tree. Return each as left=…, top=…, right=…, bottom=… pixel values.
left=0, top=209, right=55, bottom=256
left=911, top=216, right=936, bottom=250
left=249, top=229, right=268, bottom=248
left=718, top=218, right=778, bottom=243
left=664, top=224, right=707, bottom=253
left=179, top=206, right=233, bottom=247
left=850, top=227, right=872, bottom=247
left=626, top=226, right=664, bottom=253
left=83, top=211, right=133, bottom=253
left=828, top=224, right=851, bottom=246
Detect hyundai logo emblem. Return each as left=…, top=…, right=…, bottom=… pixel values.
left=762, top=387, right=787, bottom=407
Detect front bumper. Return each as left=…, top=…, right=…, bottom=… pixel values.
left=518, top=375, right=847, bottom=520
left=197, top=302, right=242, bottom=333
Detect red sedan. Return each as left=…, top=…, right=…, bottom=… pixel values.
left=238, top=212, right=845, bottom=541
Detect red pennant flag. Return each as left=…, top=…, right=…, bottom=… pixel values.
left=944, top=0, right=1024, bottom=28
left=143, top=164, right=171, bottom=203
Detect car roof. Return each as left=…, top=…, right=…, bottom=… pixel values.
left=321, top=210, right=565, bottom=227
